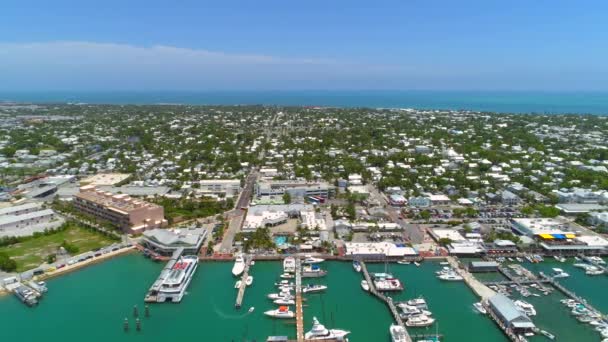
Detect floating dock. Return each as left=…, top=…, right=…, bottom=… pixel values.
left=360, top=261, right=412, bottom=342
left=235, top=255, right=253, bottom=309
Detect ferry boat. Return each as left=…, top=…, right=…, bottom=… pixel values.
left=302, top=264, right=327, bottom=278
left=232, top=253, right=245, bottom=277
left=283, top=256, right=296, bottom=273
left=264, top=306, right=295, bottom=319
left=305, top=317, right=350, bottom=341
left=302, top=284, right=327, bottom=293
left=390, top=324, right=409, bottom=342
left=353, top=260, right=362, bottom=272
left=406, top=314, right=435, bottom=327
left=303, top=255, right=325, bottom=264
left=156, top=255, right=198, bottom=303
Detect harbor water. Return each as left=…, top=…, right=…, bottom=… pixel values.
left=0, top=254, right=605, bottom=341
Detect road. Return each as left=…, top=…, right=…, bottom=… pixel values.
left=219, top=170, right=258, bottom=253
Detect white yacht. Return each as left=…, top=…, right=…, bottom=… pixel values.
left=268, top=290, right=293, bottom=300
left=156, top=255, right=198, bottom=303
left=551, top=268, right=569, bottom=278
left=353, top=260, right=362, bottom=272
left=303, top=255, right=325, bottom=264
left=302, top=264, right=327, bottom=278
left=361, top=280, right=370, bottom=291
left=406, top=314, right=435, bottom=327
left=473, top=302, right=487, bottom=314
left=305, top=317, right=350, bottom=341
left=280, top=272, right=295, bottom=279
left=234, top=280, right=242, bottom=289
left=232, top=253, right=245, bottom=277
left=264, top=306, right=295, bottom=318
left=302, top=284, right=327, bottom=293
left=514, top=300, right=537, bottom=316
left=273, top=298, right=295, bottom=305
left=406, top=297, right=427, bottom=308
left=390, top=324, right=408, bottom=342
left=438, top=272, right=463, bottom=281
left=246, top=275, right=253, bottom=286
left=283, top=256, right=296, bottom=273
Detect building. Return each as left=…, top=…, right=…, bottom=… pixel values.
left=488, top=294, right=535, bottom=333
left=243, top=211, right=289, bottom=231
left=141, top=227, right=207, bottom=256
left=388, top=194, right=407, bottom=206
left=589, top=212, right=608, bottom=228
left=73, top=185, right=167, bottom=233
left=468, top=261, right=499, bottom=273
left=344, top=242, right=418, bottom=259
left=81, top=173, right=131, bottom=186
left=0, top=203, right=58, bottom=237
left=409, top=196, right=431, bottom=208
left=501, top=190, right=521, bottom=206
left=198, top=179, right=241, bottom=198
left=255, top=180, right=333, bottom=199
left=555, top=203, right=608, bottom=215
left=429, top=194, right=450, bottom=205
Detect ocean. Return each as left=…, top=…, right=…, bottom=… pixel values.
left=1, top=91, right=607, bottom=115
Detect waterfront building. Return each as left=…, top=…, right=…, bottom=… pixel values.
left=468, top=261, right=499, bottom=273
left=488, top=294, right=535, bottom=334
left=73, top=185, right=167, bottom=233
left=343, top=242, right=418, bottom=259
left=141, top=227, right=207, bottom=256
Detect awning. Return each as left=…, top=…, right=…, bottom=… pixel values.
left=552, top=234, right=566, bottom=239
left=539, top=234, right=554, bottom=239
left=566, top=234, right=576, bottom=239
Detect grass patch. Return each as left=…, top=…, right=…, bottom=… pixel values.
left=0, top=222, right=117, bottom=272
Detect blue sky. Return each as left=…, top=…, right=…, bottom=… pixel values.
left=1, top=0, right=607, bottom=91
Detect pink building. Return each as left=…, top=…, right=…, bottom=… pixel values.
left=74, top=185, right=167, bottom=234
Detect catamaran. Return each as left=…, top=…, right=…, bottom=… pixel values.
left=156, top=255, right=198, bottom=303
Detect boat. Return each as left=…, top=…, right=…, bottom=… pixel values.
left=539, top=329, right=555, bottom=340
left=273, top=298, right=295, bottom=305
left=302, top=264, right=327, bottom=278
left=26, top=280, right=48, bottom=294
left=390, top=324, right=409, bottom=342
left=283, top=256, right=296, bottom=273
left=438, top=272, right=463, bottom=281
left=246, top=276, right=253, bottom=286
left=397, top=260, right=411, bottom=265
left=353, top=260, right=362, bottom=272
left=234, top=280, right=242, bottom=289
left=250, top=260, right=255, bottom=266
left=398, top=304, right=432, bottom=317
left=374, top=276, right=403, bottom=291
left=264, top=306, right=295, bottom=319
left=361, top=280, right=370, bottom=291
left=303, top=255, right=325, bottom=264
left=406, top=297, right=428, bottom=308
left=302, top=284, right=327, bottom=293
left=439, top=261, right=450, bottom=265
left=156, top=255, right=199, bottom=303
left=275, top=280, right=294, bottom=288
left=304, top=317, right=350, bottom=340
left=514, top=300, right=537, bottom=316
left=406, top=314, right=435, bottom=327
left=248, top=307, right=255, bottom=313
left=473, top=302, right=487, bottom=314
left=232, top=253, right=245, bottom=277
left=551, top=268, right=569, bottom=278
left=414, top=262, right=421, bottom=267
left=13, top=285, right=38, bottom=307
left=267, top=290, right=293, bottom=300
left=280, top=273, right=295, bottom=279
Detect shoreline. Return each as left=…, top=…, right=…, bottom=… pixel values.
left=0, top=246, right=136, bottom=297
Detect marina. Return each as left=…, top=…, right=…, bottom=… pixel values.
left=2, top=254, right=608, bottom=341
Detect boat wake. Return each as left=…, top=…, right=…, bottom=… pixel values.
left=212, top=302, right=251, bottom=320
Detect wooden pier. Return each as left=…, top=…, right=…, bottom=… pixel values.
left=360, top=261, right=412, bottom=342
left=539, top=272, right=606, bottom=316
left=295, top=257, right=304, bottom=342
left=235, top=255, right=253, bottom=309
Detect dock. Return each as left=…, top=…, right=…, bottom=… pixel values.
left=539, top=272, right=606, bottom=316
left=295, top=257, right=304, bottom=342
left=235, top=255, right=253, bottom=309
left=446, top=257, right=496, bottom=300
left=360, top=261, right=411, bottom=342
left=144, top=247, right=184, bottom=303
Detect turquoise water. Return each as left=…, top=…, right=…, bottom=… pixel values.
left=1, top=255, right=604, bottom=341
left=1, top=91, right=608, bottom=114
left=274, top=236, right=287, bottom=245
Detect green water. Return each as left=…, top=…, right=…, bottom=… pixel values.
left=0, top=255, right=599, bottom=341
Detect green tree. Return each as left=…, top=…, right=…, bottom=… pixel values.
left=283, top=192, right=292, bottom=204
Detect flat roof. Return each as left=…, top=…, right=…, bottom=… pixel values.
left=555, top=203, right=608, bottom=214
left=0, top=202, right=41, bottom=216
left=81, top=173, right=130, bottom=186
left=0, top=209, right=54, bottom=225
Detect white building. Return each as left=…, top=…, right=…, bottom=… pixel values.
left=0, top=203, right=59, bottom=237
left=198, top=179, right=241, bottom=198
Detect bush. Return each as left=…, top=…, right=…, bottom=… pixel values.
left=0, top=252, right=17, bottom=272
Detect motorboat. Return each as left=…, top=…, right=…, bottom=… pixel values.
left=302, top=264, right=327, bottom=278
left=275, top=280, right=294, bottom=287
left=414, top=262, right=421, bottom=267
left=397, top=260, right=411, bottom=265
left=353, top=260, right=362, bottom=272
left=268, top=290, right=293, bottom=300
left=539, top=330, right=555, bottom=340
left=406, top=297, right=427, bottom=308
left=302, top=284, right=327, bottom=293
left=232, top=253, right=245, bottom=277
left=234, top=280, right=242, bottom=289
left=551, top=268, right=569, bottom=278
left=246, top=276, right=253, bottom=286
left=361, top=280, right=370, bottom=291
left=273, top=298, right=295, bottom=305
left=304, top=317, right=350, bottom=341
left=264, top=306, right=295, bottom=319
left=398, top=304, right=432, bottom=317
left=303, top=255, right=325, bottom=264
left=156, top=255, right=199, bottom=303
left=283, top=256, right=296, bottom=273
left=514, top=300, right=536, bottom=316
left=280, top=273, right=295, bottom=279
left=248, top=307, right=255, bottom=313
left=374, top=277, right=403, bottom=291
left=438, top=272, right=463, bottom=281
left=406, top=314, right=435, bottom=327
left=390, top=324, right=408, bottom=342
left=473, top=302, right=487, bottom=314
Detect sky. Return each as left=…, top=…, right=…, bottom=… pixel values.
left=1, top=0, right=607, bottom=91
